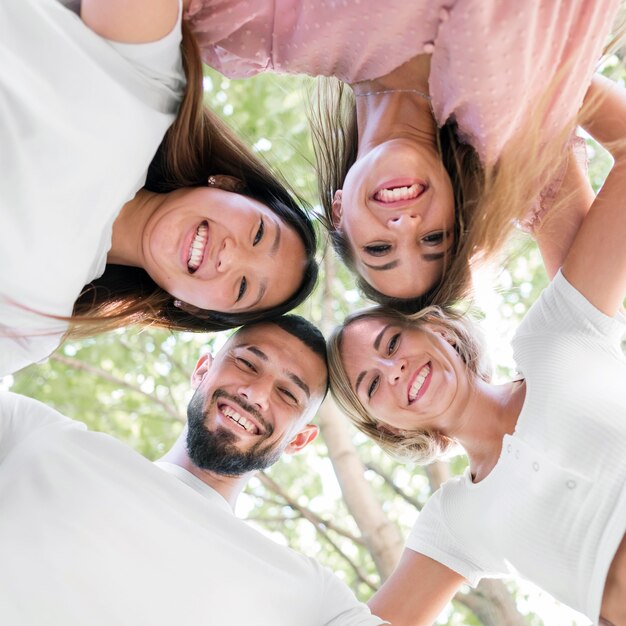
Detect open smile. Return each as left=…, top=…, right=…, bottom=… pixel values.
left=217, top=401, right=265, bottom=436
left=187, top=221, right=209, bottom=274
left=407, top=362, right=432, bottom=404
left=372, top=179, right=428, bottom=209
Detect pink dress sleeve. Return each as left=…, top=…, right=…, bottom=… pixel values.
left=184, top=0, right=441, bottom=83
left=429, top=0, right=620, bottom=165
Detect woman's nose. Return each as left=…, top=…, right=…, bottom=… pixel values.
left=217, top=238, right=236, bottom=272
left=387, top=213, right=422, bottom=230
left=383, top=358, right=406, bottom=385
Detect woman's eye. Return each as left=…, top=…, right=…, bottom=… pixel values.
left=387, top=333, right=400, bottom=355
left=422, top=231, right=444, bottom=245
left=253, top=219, right=265, bottom=246
left=364, top=243, right=391, bottom=256
left=367, top=375, right=380, bottom=399
left=236, top=277, right=247, bottom=302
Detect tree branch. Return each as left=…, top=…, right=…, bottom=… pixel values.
left=50, top=354, right=184, bottom=423
left=364, top=461, right=423, bottom=511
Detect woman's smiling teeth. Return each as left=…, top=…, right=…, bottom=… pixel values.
left=221, top=404, right=259, bottom=435
left=187, top=221, right=208, bottom=273
left=408, top=363, right=431, bottom=402
left=374, top=183, right=424, bottom=203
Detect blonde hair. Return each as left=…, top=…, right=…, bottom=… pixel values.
left=327, top=306, right=491, bottom=464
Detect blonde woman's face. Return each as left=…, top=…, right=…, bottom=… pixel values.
left=334, top=138, right=455, bottom=298
left=340, top=317, right=469, bottom=432
left=141, top=187, right=306, bottom=312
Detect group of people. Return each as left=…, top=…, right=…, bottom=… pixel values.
left=2, top=0, right=625, bottom=625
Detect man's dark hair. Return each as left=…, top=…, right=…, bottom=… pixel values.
left=243, top=314, right=328, bottom=394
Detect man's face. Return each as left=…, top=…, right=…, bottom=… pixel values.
left=186, top=324, right=327, bottom=476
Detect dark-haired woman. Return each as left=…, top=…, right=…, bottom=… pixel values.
left=186, top=0, right=618, bottom=311
left=0, top=0, right=317, bottom=377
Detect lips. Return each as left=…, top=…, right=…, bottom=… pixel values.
left=408, top=362, right=432, bottom=404
left=218, top=401, right=264, bottom=436
left=187, top=221, right=208, bottom=274
left=372, top=179, right=428, bottom=209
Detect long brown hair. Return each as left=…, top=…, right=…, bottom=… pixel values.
left=309, top=76, right=573, bottom=313
left=71, top=21, right=318, bottom=337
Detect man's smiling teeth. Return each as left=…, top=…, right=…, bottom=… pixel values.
left=409, top=364, right=431, bottom=402
left=222, top=405, right=259, bottom=434
left=187, top=221, right=208, bottom=273
left=374, top=183, right=423, bottom=203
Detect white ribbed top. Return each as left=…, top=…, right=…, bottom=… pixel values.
left=407, top=271, right=626, bottom=622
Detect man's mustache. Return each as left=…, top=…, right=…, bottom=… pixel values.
left=210, top=389, right=273, bottom=435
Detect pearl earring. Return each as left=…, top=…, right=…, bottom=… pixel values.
left=207, top=176, right=216, bottom=186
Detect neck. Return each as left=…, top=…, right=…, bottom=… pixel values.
left=108, top=188, right=161, bottom=268
left=159, top=428, right=251, bottom=510
left=351, top=53, right=436, bottom=157
left=443, top=379, right=526, bottom=482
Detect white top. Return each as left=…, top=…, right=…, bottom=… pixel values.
left=0, top=0, right=185, bottom=377
left=406, top=271, right=626, bottom=623
left=0, top=391, right=386, bottom=626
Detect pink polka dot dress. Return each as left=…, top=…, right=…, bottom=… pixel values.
left=186, top=0, right=619, bottom=164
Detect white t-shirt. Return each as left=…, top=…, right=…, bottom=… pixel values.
left=0, top=391, right=386, bottom=626
left=406, top=271, right=626, bottom=624
left=0, top=0, right=185, bottom=377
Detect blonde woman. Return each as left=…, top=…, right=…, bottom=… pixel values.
left=326, top=75, right=626, bottom=626
left=0, top=0, right=318, bottom=377
left=186, top=0, right=620, bottom=311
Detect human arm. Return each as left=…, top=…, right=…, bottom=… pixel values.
left=368, top=549, right=465, bottom=626
left=532, top=139, right=595, bottom=280
left=80, top=0, right=181, bottom=43
left=561, top=74, right=626, bottom=316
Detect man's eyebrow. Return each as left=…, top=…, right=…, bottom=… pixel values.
left=269, top=221, right=281, bottom=258
left=286, top=372, right=310, bottom=399
left=245, top=346, right=268, bottom=360
left=362, top=259, right=400, bottom=271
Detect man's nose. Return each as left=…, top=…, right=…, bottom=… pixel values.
left=237, top=379, right=270, bottom=412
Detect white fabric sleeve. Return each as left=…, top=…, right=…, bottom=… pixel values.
left=0, top=392, right=81, bottom=462
left=405, top=489, right=483, bottom=587
left=318, top=564, right=388, bottom=625
left=516, top=270, right=626, bottom=347
left=105, top=0, right=185, bottom=99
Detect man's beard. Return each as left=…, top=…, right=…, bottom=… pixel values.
left=186, top=388, right=282, bottom=476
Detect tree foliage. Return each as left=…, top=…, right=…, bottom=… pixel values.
left=5, top=61, right=623, bottom=626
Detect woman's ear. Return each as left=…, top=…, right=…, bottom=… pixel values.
left=376, top=422, right=404, bottom=437
left=208, top=175, right=245, bottom=193
left=331, top=190, right=343, bottom=228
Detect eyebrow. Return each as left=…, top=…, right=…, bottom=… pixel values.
left=354, top=324, right=390, bottom=394
left=269, top=221, right=281, bottom=258
left=243, top=346, right=310, bottom=399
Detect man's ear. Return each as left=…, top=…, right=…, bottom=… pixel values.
left=208, top=174, right=245, bottom=193
left=331, top=190, right=343, bottom=228
left=284, top=424, right=318, bottom=455
left=191, top=353, right=214, bottom=388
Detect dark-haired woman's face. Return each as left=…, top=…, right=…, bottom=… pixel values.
left=334, top=139, right=454, bottom=299
left=142, top=187, right=306, bottom=312
left=339, top=316, right=468, bottom=432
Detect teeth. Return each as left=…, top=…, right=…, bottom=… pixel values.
left=222, top=405, right=258, bottom=434
left=408, top=364, right=431, bottom=402
left=375, top=184, right=422, bottom=203
left=187, top=222, right=208, bottom=272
